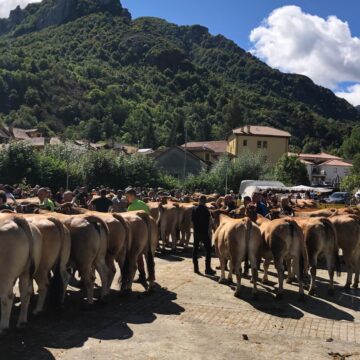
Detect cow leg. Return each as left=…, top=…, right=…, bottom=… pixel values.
left=286, top=259, right=295, bottom=283
left=353, top=272, right=359, bottom=289
left=249, top=254, right=258, bottom=299
left=293, top=256, right=305, bottom=301
left=218, top=257, right=227, bottom=284
left=126, top=257, right=137, bottom=291
left=17, top=272, right=33, bottom=327
left=274, top=258, right=285, bottom=299
left=307, top=255, right=317, bottom=296
left=0, top=290, right=14, bottom=334
left=308, top=265, right=317, bottom=296
left=94, top=259, right=110, bottom=300
left=105, top=254, right=116, bottom=290
left=79, top=265, right=95, bottom=304
left=171, top=231, right=177, bottom=251
left=185, top=230, right=191, bottom=249
left=33, top=270, right=49, bottom=315
left=234, top=263, right=242, bottom=298
left=262, top=258, right=271, bottom=284
left=324, top=251, right=335, bottom=295
left=227, top=259, right=233, bottom=283
left=116, top=252, right=127, bottom=287
left=345, top=269, right=353, bottom=291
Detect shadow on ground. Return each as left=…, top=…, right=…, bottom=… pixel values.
left=0, top=285, right=184, bottom=360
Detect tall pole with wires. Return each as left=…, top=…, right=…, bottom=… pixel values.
left=182, top=122, right=187, bottom=185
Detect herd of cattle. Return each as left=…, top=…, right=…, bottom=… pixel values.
left=0, top=195, right=360, bottom=335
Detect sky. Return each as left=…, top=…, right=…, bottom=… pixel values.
left=2, top=0, right=360, bottom=105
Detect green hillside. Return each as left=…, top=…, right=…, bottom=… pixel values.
left=0, top=0, right=358, bottom=152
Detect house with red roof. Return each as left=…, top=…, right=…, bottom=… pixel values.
left=289, top=152, right=352, bottom=186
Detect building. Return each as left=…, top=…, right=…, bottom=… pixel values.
left=148, top=146, right=207, bottom=178
left=289, top=152, right=353, bottom=186
left=181, top=140, right=230, bottom=164
left=227, top=125, right=291, bottom=164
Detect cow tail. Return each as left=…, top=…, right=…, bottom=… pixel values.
left=288, top=219, right=306, bottom=281
left=13, top=217, right=36, bottom=278
left=112, top=213, right=131, bottom=289
left=47, top=217, right=69, bottom=306
left=320, top=218, right=341, bottom=277
left=137, top=212, right=155, bottom=284
left=84, top=215, right=110, bottom=249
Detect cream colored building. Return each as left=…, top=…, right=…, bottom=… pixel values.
left=227, top=125, right=291, bottom=164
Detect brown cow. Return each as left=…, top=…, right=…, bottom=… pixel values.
left=113, top=211, right=156, bottom=292
left=0, top=215, right=42, bottom=333
left=23, top=214, right=71, bottom=314
left=249, top=208, right=307, bottom=300
left=329, top=215, right=360, bottom=290
left=52, top=214, right=110, bottom=304
left=158, top=202, right=179, bottom=251
left=294, top=217, right=340, bottom=296
left=178, top=203, right=194, bottom=248
left=215, top=214, right=262, bottom=298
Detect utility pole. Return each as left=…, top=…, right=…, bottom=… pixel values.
left=182, top=123, right=187, bottom=185
left=225, top=156, right=228, bottom=195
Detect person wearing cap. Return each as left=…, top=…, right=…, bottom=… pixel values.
left=90, top=189, right=113, bottom=212
left=192, top=195, right=216, bottom=275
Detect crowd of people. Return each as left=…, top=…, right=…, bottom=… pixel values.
left=0, top=183, right=307, bottom=216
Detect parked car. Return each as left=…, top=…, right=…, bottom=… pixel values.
left=325, top=192, right=350, bottom=204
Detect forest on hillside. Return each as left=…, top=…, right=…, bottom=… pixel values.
left=0, top=0, right=359, bottom=153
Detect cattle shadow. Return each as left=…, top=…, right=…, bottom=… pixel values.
left=0, top=285, right=184, bottom=358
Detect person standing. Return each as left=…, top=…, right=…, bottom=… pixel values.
left=192, top=195, right=216, bottom=275
left=90, top=189, right=113, bottom=212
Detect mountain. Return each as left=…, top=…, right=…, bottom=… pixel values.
left=0, top=0, right=358, bottom=152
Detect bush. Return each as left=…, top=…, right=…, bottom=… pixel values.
left=184, top=151, right=270, bottom=193
left=0, top=142, right=39, bottom=184
left=274, top=155, right=310, bottom=186
left=340, top=174, right=360, bottom=193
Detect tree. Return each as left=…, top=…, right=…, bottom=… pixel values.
left=341, top=126, right=360, bottom=159
left=340, top=174, right=360, bottom=193
left=274, top=155, right=310, bottom=186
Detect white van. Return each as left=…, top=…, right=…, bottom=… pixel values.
left=239, top=180, right=286, bottom=199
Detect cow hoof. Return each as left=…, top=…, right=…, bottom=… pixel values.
left=297, top=294, right=306, bottom=302
left=227, top=278, right=234, bottom=284
left=234, top=290, right=241, bottom=298
left=120, top=289, right=132, bottom=297
left=275, top=293, right=283, bottom=300
left=327, top=288, right=335, bottom=296
left=218, top=278, right=227, bottom=285
left=262, top=279, right=270, bottom=285
left=308, top=288, right=316, bottom=296
left=352, top=283, right=359, bottom=289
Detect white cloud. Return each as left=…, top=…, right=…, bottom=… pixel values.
left=336, top=84, right=360, bottom=107
left=0, top=0, right=42, bottom=19
left=249, top=5, right=360, bottom=105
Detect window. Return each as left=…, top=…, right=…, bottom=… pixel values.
left=257, top=141, right=261, bottom=149
left=263, top=141, right=268, bottom=149
left=243, top=139, right=247, bottom=146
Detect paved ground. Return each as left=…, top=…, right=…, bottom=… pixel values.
left=2, top=248, right=360, bottom=360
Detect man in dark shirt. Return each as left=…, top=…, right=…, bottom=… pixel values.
left=192, top=195, right=216, bottom=275
left=90, top=189, right=113, bottom=212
